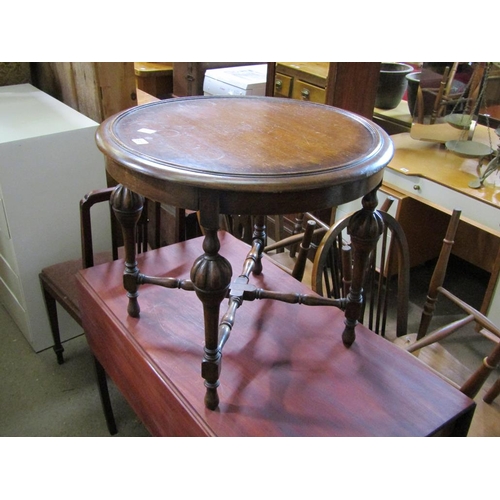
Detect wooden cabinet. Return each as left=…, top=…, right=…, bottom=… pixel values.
left=274, top=62, right=328, bottom=103
left=273, top=72, right=292, bottom=98
left=134, top=62, right=173, bottom=99
left=273, top=62, right=381, bottom=120
left=0, top=84, right=109, bottom=352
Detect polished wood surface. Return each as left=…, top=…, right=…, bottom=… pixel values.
left=388, top=127, right=500, bottom=210
left=325, top=63, right=381, bottom=120
left=96, top=96, right=393, bottom=215
left=77, top=232, right=475, bottom=436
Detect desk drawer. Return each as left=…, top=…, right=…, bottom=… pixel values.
left=384, top=168, right=500, bottom=235
left=292, top=80, right=326, bottom=103
left=274, top=72, right=292, bottom=98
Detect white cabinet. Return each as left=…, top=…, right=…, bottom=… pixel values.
left=0, top=84, right=110, bottom=352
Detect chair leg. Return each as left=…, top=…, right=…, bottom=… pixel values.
left=40, top=278, right=65, bottom=364
left=483, top=376, right=500, bottom=404
left=93, top=355, right=118, bottom=435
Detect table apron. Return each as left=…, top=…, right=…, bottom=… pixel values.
left=106, top=158, right=385, bottom=215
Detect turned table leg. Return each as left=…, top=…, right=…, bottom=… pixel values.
left=191, top=201, right=232, bottom=410
left=110, top=184, right=145, bottom=318
left=250, top=214, right=266, bottom=276
left=342, top=187, right=384, bottom=347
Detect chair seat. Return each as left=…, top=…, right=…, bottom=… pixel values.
left=40, top=251, right=114, bottom=325
left=394, top=333, right=472, bottom=390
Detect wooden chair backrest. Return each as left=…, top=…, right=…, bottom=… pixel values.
left=312, top=209, right=410, bottom=338
left=80, top=187, right=157, bottom=269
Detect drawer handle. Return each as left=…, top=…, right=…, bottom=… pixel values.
left=413, top=184, right=421, bottom=191
left=301, top=88, right=310, bottom=100
left=275, top=79, right=282, bottom=90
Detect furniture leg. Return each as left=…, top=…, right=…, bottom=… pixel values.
left=110, top=185, right=145, bottom=318
left=289, top=213, right=305, bottom=258
left=39, top=279, right=65, bottom=364
left=460, top=341, right=500, bottom=400
left=93, top=355, right=118, bottom=435
left=417, top=211, right=461, bottom=340
left=342, top=187, right=384, bottom=346
left=483, top=376, right=500, bottom=404
left=251, top=214, right=266, bottom=276
left=191, top=202, right=232, bottom=410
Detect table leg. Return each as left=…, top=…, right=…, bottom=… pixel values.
left=251, top=214, right=266, bottom=276
left=110, top=184, right=145, bottom=318
left=191, top=204, right=232, bottom=410
left=342, top=187, right=384, bottom=347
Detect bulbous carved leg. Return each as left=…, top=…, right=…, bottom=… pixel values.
left=110, top=185, right=145, bottom=318
left=191, top=227, right=232, bottom=410
left=342, top=187, right=384, bottom=347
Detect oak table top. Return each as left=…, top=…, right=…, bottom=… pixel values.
left=96, top=96, right=393, bottom=215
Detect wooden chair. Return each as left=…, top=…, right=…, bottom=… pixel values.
left=416, top=63, right=485, bottom=125
left=263, top=212, right=330, bottom=282
left=311, top=208, right=410, bottom=338
left=39, top=187, right=158, bottom=434
left=402, top=209, right=500, bottom=403
left=262, top=197, right=409, bottom=339
left=263, top=198, right=395, bottom=285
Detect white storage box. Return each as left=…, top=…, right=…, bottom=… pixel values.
left=203, top=64, right=268, bottom=96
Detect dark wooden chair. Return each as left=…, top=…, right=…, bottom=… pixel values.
left=263, top=212, right=330, bottom=282
left=262, top=197, right=409, bottom=339
left=310, top=207, right=410, bottom=339
left=39, top=187, right=159, bottom=434
left=402, top=209, right=500, bottom=403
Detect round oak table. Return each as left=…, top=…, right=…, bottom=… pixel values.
left=96, top=96, right=394, bottom=409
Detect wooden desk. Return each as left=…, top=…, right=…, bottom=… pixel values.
left=77, top=232, right=475, bottom=436
left=95, top=96, right=393, bottom=409
left=383, top=127, right=500, bottom=325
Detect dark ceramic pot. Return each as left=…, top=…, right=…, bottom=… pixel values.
left=375, top=62, right=414, bottom=110
left=405, top=71, right=421, bottom=116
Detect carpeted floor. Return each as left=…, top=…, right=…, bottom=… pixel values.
left=0, top=302, right=149, bottom=437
